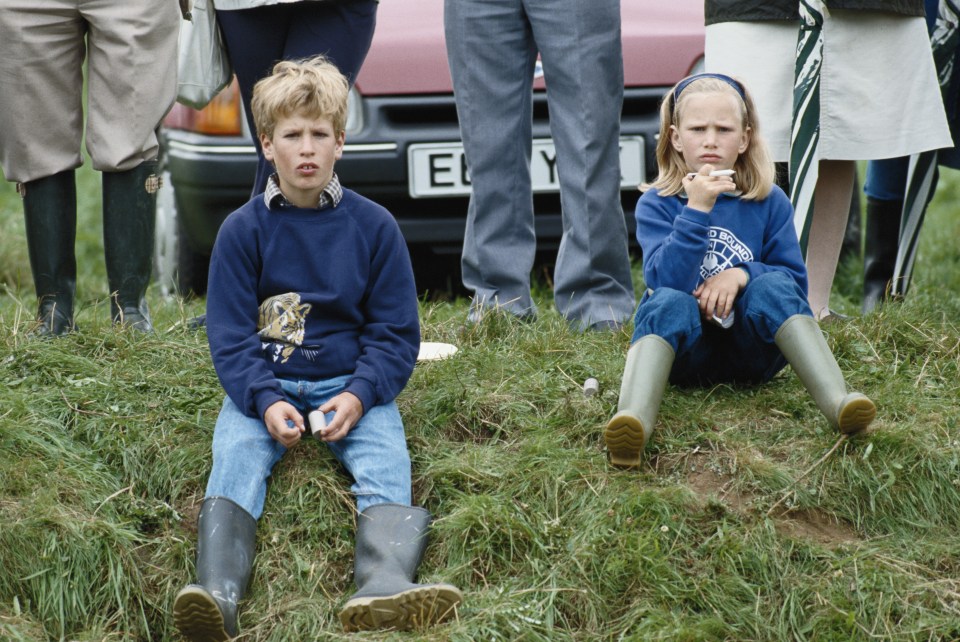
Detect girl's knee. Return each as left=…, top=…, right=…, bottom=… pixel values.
left=632, top=288, right=700, bottom=344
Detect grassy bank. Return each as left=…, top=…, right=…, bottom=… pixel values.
left=1, top=164, right=959, bottom=641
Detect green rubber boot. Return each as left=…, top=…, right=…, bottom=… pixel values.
left=173, top=497, right=257, bottom=641
left=775, top=314, right=876, bottom=434
left=339, top=503, right=463, bottom=632
left=21, top=170, right=78, bottom=336
left=102, top=161, right=159, bottom=332
left=604, top=335, right=675, bottom=468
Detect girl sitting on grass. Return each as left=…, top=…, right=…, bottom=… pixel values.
left=604, top=73, right=876, bottom=468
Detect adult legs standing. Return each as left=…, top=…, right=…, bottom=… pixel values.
left=217, top=1, right=379, bottom=196
left=527, top=0, right=634, bottom=327
left=445, top=0, right=540, bottom=319
left=804, top=159, right=856, bottom=320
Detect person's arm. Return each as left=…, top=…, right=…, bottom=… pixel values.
left=340, top=213, right=420, bottom=417
left=636, top=189, right=712, bottom=293
left=206, top=209, right=287, bottom=420
left=734, top=188, right=808, bottom=295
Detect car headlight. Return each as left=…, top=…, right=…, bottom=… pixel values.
left=345, top=87, right=363, bottom=136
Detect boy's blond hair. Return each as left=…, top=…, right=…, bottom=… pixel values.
left=251, top=55, right=349, bottom=140
left=643, top=75, right=775, bottom=201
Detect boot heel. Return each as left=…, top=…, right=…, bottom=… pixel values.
left=173, top=585, right=230, bottom=642
left=836, top=393, right=877, bottom=435
left=340, top=583, right=462, bottom=631
left=604, top=412, right=647, bottom=469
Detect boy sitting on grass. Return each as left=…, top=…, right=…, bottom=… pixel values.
left=172, top=56, right=462, bottom=640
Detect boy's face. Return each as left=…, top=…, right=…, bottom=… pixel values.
left=670, top=92, right=749, bottom=174
left=261, top=112, right=344, bottom=208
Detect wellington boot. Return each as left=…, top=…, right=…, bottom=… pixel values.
left=21, top=170, right=78, bottom=336
left=103, top=162, right=159, bottom=332
left=604, top=335, right=675, bottom=468
left=775, top=314, right=876, bottom=434
left=862, top=197, right=902, bottom=314
left=339, top=503, right=462, bottom=632
left=173, top=497, right=257, bottom=641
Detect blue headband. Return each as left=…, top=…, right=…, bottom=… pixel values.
left=673, top=73, right=746, bottom=103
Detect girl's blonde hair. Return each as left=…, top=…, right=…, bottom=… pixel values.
left=643, top=74, right=775, bottom=201
left=251, top=55, right=349, bottom=141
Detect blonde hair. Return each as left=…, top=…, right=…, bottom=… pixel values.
left=251, top=55, right=349, bottom=141
left=643, top=75, right=775, bottom=201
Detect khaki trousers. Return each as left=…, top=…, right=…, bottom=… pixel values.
left=0, top=0, right=180, bottom=183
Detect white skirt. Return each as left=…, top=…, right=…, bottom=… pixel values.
left=705, top=10, right=953, bottom=162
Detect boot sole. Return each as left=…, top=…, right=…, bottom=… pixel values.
left=173, top=586, right=230, bottom=642
left=837, top=394, right=877, bottom=435
left=339, top=584, right=463, bottom=632
left=604, top=414, right=646, bottom=469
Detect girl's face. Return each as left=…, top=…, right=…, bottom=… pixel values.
left=670, top=91, right=750, bottom=173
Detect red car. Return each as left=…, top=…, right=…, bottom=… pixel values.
left=155, top=0, right=705, bottom=295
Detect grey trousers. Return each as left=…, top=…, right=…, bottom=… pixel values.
left=0, top=0, right=179, bottom=183
left=444, top=0, right=635, bottom=326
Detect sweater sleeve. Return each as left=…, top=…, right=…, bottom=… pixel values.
left=636, top=190, right=712, bottom=293
left=734, top=189, right=809, bottom=295
left=342, top=215, right=420, bottom=413
left=206, top=210, right=286, bottom=419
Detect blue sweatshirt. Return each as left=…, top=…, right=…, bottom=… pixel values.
left=206, top=188, right=420, bottom=420
left=635, top=185, right=808, bottom=296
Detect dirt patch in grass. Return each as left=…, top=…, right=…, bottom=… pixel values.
left=683, top=452, right=861, bottom=547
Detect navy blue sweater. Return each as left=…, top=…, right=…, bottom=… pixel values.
left=635, top=185, right=808, bottom=296
left=206, top=188, right=420, bottom=420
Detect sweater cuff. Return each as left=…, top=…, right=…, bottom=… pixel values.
left=254, top=390, right=286, bottom=421
left=344, top=378, right=376, bottom=416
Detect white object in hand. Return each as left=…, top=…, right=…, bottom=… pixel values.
left=687, top=169, right=736, bottom=179
left=710, top=310, right=735, bottom=329
left=308, top=409, right=327, bottom=439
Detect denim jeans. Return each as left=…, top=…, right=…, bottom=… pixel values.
left=205, top=375, right=411, bottom=519
left=632, top=271, right=812, bottom=386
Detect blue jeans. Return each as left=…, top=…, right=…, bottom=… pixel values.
left=205, top=375, right=411, bottom=519
left=632, top=271, right=812, bottom=386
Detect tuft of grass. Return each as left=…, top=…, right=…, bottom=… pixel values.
left=0, top=166, right=959, bottom=640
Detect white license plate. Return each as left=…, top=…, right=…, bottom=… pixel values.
left=407, top=136, right=644, bottom=198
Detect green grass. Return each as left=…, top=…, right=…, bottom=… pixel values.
left=1, top=163, right=959, bottom=641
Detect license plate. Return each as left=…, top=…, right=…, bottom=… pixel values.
left=407, top=136, right=644, bottom=198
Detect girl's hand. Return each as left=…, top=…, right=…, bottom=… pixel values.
left=263, top=400, right=305, bottom=448
left=316, top=392, right=363, bottom=442
left=683, top=165, right=737, bottom=213
left=693, top=268, right=748, bottom=320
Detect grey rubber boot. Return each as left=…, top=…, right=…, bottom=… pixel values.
left=339, top=503, right=463, bottom=632
left=102, top=161, right=159, bottom=332
left=21, top=170, right=78, bottom=337
left=604, top=335, right=675, bottom=468
left=173, top=497, right=257, bottom=641
left=862, top=197, right=902, bottom=314
left=775, top=314, right=876, bottom=434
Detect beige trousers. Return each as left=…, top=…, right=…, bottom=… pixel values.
left=0, top=0, right=180, bottom=183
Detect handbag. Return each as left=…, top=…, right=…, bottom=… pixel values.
left=176, top=0, right=233, bottom=110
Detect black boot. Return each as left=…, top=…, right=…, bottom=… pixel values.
left=339, top=503, right=463, bottom=632
left=862, top=197, right=902, bottom=314
left=22, top=170, right=78, bottom=337
left=102, top=161, right=159, bottom=332
left=173, top=497, right=257, bottom=641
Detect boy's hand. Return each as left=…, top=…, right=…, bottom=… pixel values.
left=683, top=164, right=736, bottom=213
left=693, top=268, right=748, bottom=320
left=263, top=400, right=305, bottom=448
left=316, top=392, right=363, bottom=442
